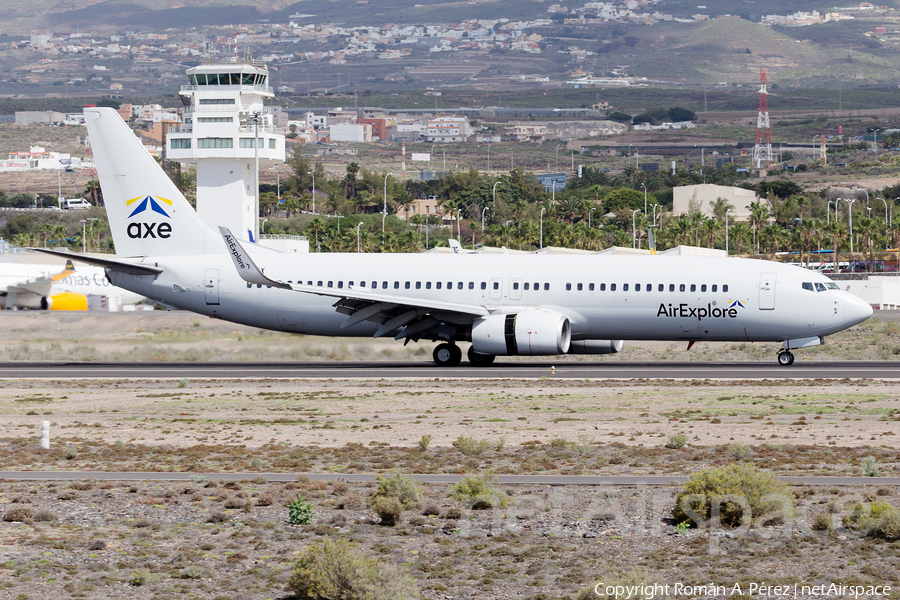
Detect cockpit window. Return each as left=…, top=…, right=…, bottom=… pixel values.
left=815, top=282, right=827, bottom=292
left=802, top=282, right=814, bottom=292
left=825, top=282, right=840, bottom=290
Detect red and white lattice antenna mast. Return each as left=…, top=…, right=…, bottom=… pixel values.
left=752, top=69, right=774, bottom=168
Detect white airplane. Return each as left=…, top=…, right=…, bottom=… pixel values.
left=39, top=108, right=873, bottom=366
left=0, top=260, right=143, bottom=310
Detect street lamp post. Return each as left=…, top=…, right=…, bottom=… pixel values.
left=555, top=145, right=560, bottom=171
left=253, top=112, right=260, bottom=242
left=456, top=209, right=461, bottom=242
left=492, top=181, right=500, bottom=203
left=874, top=129, right=880, bottom=151
left=725, top=208, right=731, bottom=257
left=551, top=181, right=556, bottom=204
left=308, top=171, right=315, bottom=214
left=859, top=188, right=869, bottom=211
left=630, top=210, right=641, bottom=249
left=540, top=207, right=545, bottom=249
left=651, top=204, right=661, bottom=227
left=827, top=200, right=833, bottom=224
left=589, top=207, right=595, bottom=229
left=261, top=218, right=268, bottom=234
left=382, top=172, right=393, bottom=245
left=813, top=135, right=820, bottom=161
left=481, top=207, right=489, bottom=248
left=641, top=182, right=647, bottom=213
left=487, top=144, right=491, bottom=172
left=844, top=198, right=856, bottom=254
left=357, top=222, right=364, bottom=253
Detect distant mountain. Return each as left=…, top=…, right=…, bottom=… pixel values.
left=44, top=0, right=264, bottom=29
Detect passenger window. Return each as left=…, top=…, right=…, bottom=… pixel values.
left=404, top=282, right=410, bottom=289
left=513, top=282, right=519, bottom=290
left=493, top=282, right=499, bottom=290
left=701, top=284, right=707, bottom=292
left=382, top=282, right=388, bottom=289
left=679, top=284, right=685, bottom=292
left=257, top=284, right=262, bottom=288
left=426, top=282, right=431, bottom=290
left=815, top=282, right=826, bottom=292
left=436, top=282, right=442, bottom=290
left=338, top=281, right=343, bottom=289
left=802, top=282, right=814, bottom=292
left=658, top=284, right=664, bottom=292
left=458, top=282, right=463, bottom=290
left=690, top=284, right=696, bottom=292
left=577, top=283, right=583, bottom=291
left=669, top=284, right=675, bottom=292
left=566, top=283, right=572, bottom=291
left=415, top=282, right=421, bottom=289
left=647, top=284, right=652, bottom=292
left=623, top=284, right=629, bottom=291
left=544, top=283, right=550, bottom=291
left=468, top=282, right=474, bottom=289
left=635, top=284, right=641, bottom=291
left=610, top=283, right=616, bottom=291
left=317, top=281, right=323, bottom=287
left=712, top=284, right=717, bottom=292
left=328, top=281, right=333, bottom=288
left=308, top=281, right=313, bottom=286
left=524, top=283, right=530, bottom=290
left=247, top=282, right=252, bottom=288
left=600, top=283, right=606, bottom=291
left=589, top=283, right=595, bottom=291
left=394, top=282, right=400, bottom=289
left=481, top=282, right=487, bottom=290
left=723, top=284, right=729, bottom=292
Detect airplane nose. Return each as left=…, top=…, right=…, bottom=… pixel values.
left=844, top=294, right=874, bottom=327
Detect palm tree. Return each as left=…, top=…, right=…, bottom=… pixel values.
left=749, top=202, right=770, bottom=255
left=703, top=218, right=721, bottom=249
left=83, top=179, right=103, bottom=207
left=824, top=221, right=846, bottom=273
left=731, top=223, right=751, bottom=256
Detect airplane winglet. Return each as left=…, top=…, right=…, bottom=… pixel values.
left=50, top=260, right=77, bottom=281
left=448, top=239, right=464, bottom=255
left=219, top=227, right=290, bottom=289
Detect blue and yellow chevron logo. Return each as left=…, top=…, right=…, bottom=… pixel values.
left=728, top=299, right=747, bottom=309
left=126, top=195, right=172, bottom=219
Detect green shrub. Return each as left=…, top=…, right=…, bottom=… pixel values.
left=287, top=494, right=315, bottom=525
left=418, top=434, right=432, bottom=452
left=130, top=569, right=153, bottom=586
left=665, top=434, right=687, bottom=449
left=843, top=500, right=900, bottom=538
left=672, top=463, right=792, bottom=528
left=450, top=471, right=508, bottom=509
left=811, top=512, right=834, bottom=532
left=550, top=437, right=568, bottom=449
left=452, top=435, right=494, bottom=456
left=288, top=538, right=419, bottom=600
left=2, top=507, right=34, bottom=523
left=373, top=473, right=422, bottom=509
left=727, top=443, right=750, bottom=460
left=862, top=456, right=880, bottom=477
left=372, top=495, right=404, bottom=526
left=576, top=568, right=651, bottom=600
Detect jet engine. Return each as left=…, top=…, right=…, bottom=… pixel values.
left=49, top=292, right=88, bottom=311
left=471, top=309, right=571, bottom=356
left=567, top=339, right=624, bottom=354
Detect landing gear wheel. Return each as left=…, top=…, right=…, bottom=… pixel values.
left=467, top=346, right=496, bottom=367
left=777, top=351, right=794, bottom=366
left=433, top=343, right=462, bottom=367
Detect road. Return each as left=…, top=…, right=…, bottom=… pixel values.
left=0, top=471, right=897, bottom=486
left=0, top=361, right=898, bottom=379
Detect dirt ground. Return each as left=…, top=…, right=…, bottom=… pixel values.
left=0, top=311, right=898, bottom=600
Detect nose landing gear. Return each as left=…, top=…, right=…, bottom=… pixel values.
left=777, top=350, right=794, bottom=366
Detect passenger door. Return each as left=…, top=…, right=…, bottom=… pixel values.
left=758, top=273, right=776, bottom=310
left=204, top=268, right=220, bottom=305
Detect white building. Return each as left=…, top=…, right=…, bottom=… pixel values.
left=166, top=58, right=286, bottom=243
left=424, top=116, right=472, bottom=143
left=672, top=184, right=763, bottom=221
left=329, top=123, right=372, bottom=143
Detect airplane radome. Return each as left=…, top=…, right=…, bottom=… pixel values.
left=40, top=108, right=874, bottom=366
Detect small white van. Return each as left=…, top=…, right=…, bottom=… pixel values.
left=63, top=198, right=91, bottom=210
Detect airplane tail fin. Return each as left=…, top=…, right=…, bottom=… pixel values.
left=84, top=107, right=220, bottom=258
left=648, top=227, right=657, bottom=255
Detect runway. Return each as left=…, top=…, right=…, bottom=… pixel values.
left=0, top=360, right=898, bottom=379
left=1, top=471, right=898, bottom=486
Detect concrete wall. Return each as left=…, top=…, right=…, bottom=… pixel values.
left=672, top=184, right=762, bottom=220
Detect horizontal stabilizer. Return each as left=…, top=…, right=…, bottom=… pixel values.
left=33, top=248, right=163, bottom=275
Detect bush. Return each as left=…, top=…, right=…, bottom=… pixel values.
left=373, top=473, right=422, bottom=509
left=843, top=500, right=900, bottom=538
left=862, top=456, right=880, bottom=477
left=452, top=435, right=494, bottom=456
left=288, top=538, right=419, bottom=600
left=727, top=443, right=750, bottom=460
left=672, top=463, right=792, bottom=528
left=130, top=569, right=153, bottom=586
left=418, top=434, right=432, bottom=452
left=450, top=471, right=508, bottom=509
left=665, top=434, right=687, bottom=449
left=811, top=512, right=834, bottom=532
left=287, top=494, right=315, bottom=525
left=33, top=509, right=57, bottom=522
left=576, top=568, right=651, bottom=600
left=372, top=495, right=404, bottom=526
left=2, top=507, right=34, bottom=523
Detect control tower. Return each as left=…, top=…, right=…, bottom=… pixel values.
left=167, top=57, right=285, bottom=243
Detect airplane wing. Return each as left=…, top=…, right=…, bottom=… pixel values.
left=2, top=260, right=78, bottom=309
left=33, top=248, right=163, bottom=275
left=220, top=227, right=489, bottom=339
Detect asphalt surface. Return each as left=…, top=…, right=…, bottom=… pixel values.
left=0, top=361, right=898, bottom=379
left=0, top=471, right=897, bottom=486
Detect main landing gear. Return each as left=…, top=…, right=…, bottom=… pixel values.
left=433, top=343, right=462, bottom=367
left=777, top=350, right=794, bottom=366
left=432, top=343, right=497, bottom=367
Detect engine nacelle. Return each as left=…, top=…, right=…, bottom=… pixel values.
left=567, top=339, right=624, bottom=355
left=471, top=310, right=571, bottom=356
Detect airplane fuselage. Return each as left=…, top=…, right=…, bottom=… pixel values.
left=107, top=253, right=870, bottom=345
